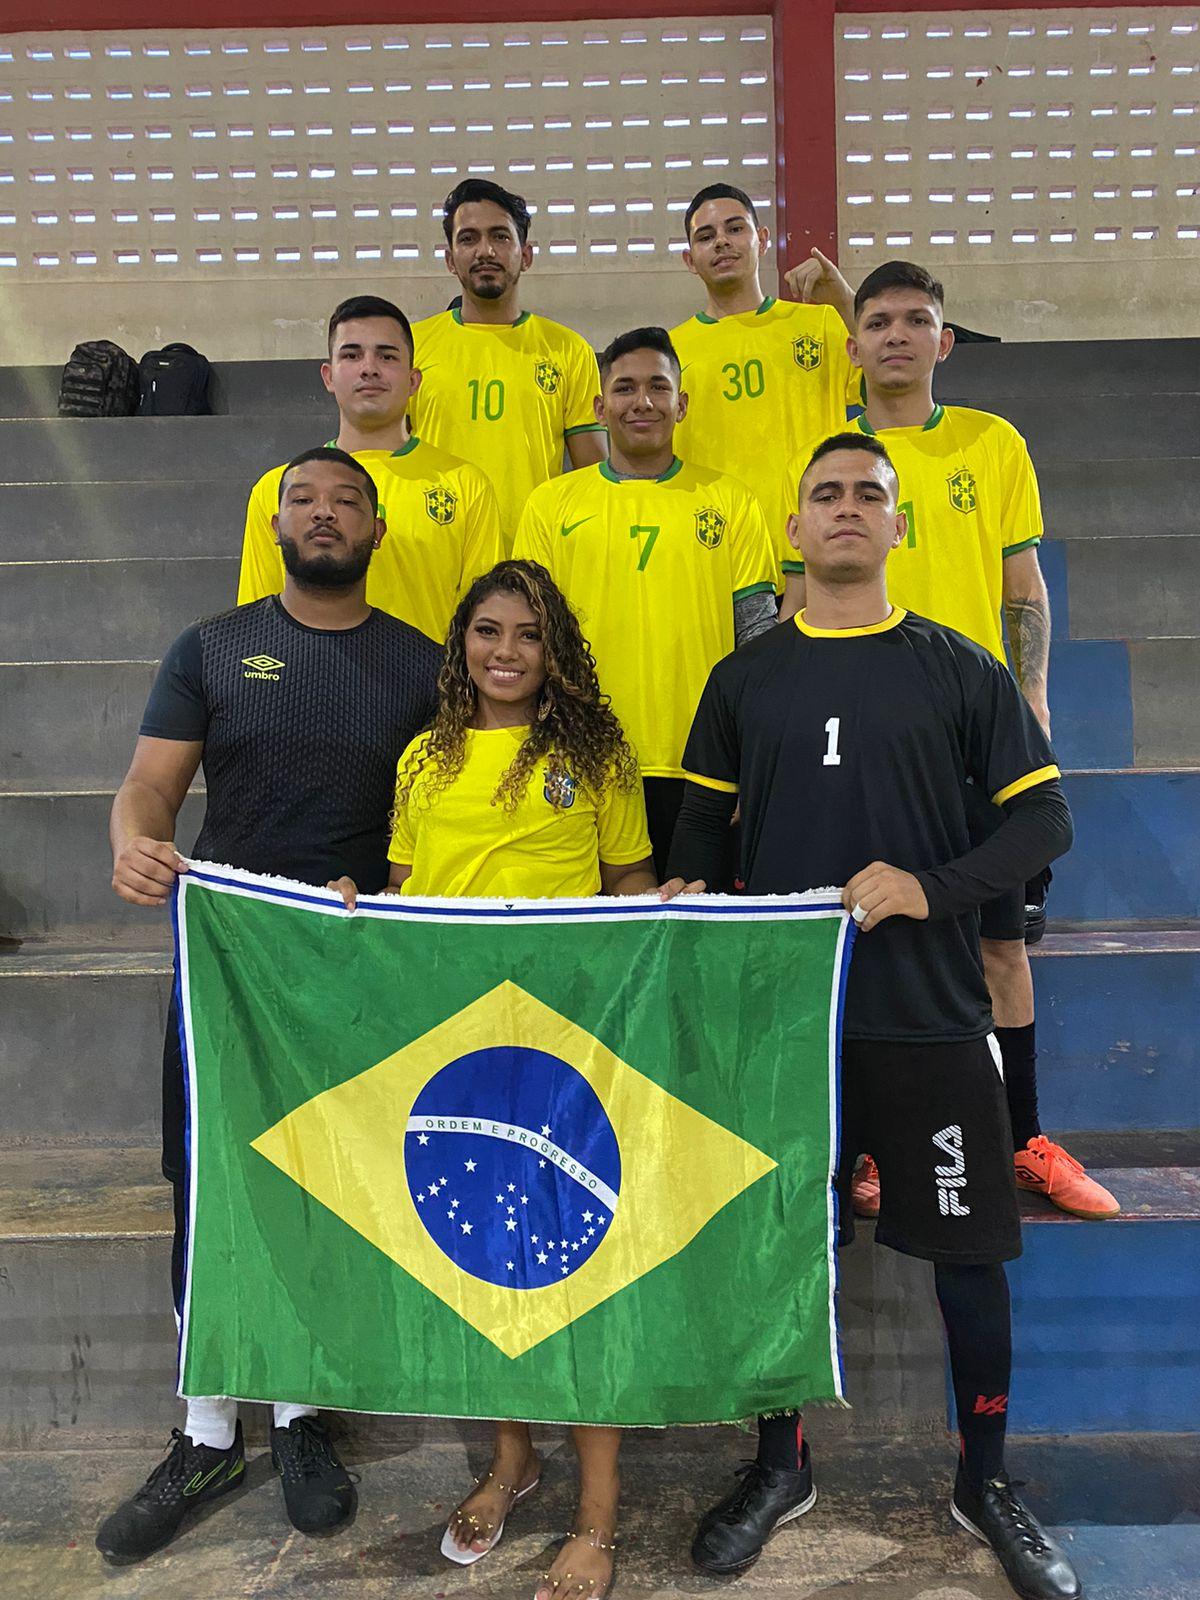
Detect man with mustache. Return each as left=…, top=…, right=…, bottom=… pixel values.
left=97, top=449, right=441, bottom=1564
left=408, top=179, right=609, bottom=547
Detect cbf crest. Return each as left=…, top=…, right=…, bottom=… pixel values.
left=535, top=359, right=563, bottom=396
left=425, top=486, right=457, bottom=525
left=947, top=467, right=978, bottom=514
left=695, top=507, right=726, bottom=549
left=543, top=767, right=577, bottom=809
left=792, top=335, right=823, bottom=371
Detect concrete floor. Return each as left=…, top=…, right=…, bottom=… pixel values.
left=2, top=1424, right=1196, bottom=1600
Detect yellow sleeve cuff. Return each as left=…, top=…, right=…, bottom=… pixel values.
left=683, top=770, right=740, bottom=795
left=992, top=764, right=1060, bottom=806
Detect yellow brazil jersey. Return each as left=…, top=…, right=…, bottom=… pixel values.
left=237, top=436, right=504, bottom=644
left=512, top=459, right=778, bottom=779
left=389, top=726, right=651, bottom=899
left=408, top=308, right=606, bottom=545
left=785, top=405, right=1042, bottom=663
left=670, top=296, right=860, bottom=567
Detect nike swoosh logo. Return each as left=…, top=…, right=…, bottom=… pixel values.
left=560, top=517, right=594, bottom=538
left=184, top=1460, right=235, bottom=1497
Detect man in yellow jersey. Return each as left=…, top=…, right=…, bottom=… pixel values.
left=408, top=179, right=609, bottom=546
left=670, top=183, right=862, bottom=591
left=512, top=326, right=778, bottom=876
left=238, top=296, right=503, bottom=643
left=787, top=260, right=1118, bottom=1222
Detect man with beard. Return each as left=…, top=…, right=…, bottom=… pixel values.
left=238, top=295, right=503, bottom=643
left=408, top=178, right=609, bottom=546
left=97, top=448, right=441, bottom=1564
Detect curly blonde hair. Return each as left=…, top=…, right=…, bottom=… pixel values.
left=398, top=560, right=641, bottom=814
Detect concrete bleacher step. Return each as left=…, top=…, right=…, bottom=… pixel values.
left=0, top=481, right=247, bottom=562
left=0, top=792, right=205, bottom=943
left=939, top=337, right=1200, bottom=399
left=3, top=768, right=1192, bottom=942
left=1034, top=457, right=1199, bottom=540
left=2, top=929, right=1195, bottom=1149
left=0, top=556, right=238, bottom=661
left=0, top=415, right=339, bottom=484
left=2, top=1139, right=1194, bottom=1450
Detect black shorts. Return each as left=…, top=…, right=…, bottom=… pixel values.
left=837, top=1036, right=1022, bottom=1265
left=162, top=988, right=186, bottom=1183
left=964, top=781, right=1025, bottom=942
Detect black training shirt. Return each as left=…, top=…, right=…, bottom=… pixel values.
left=141, top=596, right=441, bottom=892
left=680, top=608, right=1060, bottom=1042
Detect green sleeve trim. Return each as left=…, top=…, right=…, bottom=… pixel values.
left=1002, top=535, right=1042, bottom=557
left=780, top=560, right=806, bottom=575
left=563, top=422, right=607, bottom=435
left=733, top=580, right=778, bottom=601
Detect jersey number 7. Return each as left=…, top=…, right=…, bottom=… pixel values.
left=630, top=524, right=660, bottom=571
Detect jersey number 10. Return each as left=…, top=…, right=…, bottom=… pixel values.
left=467, top=378, right=506, bottom=421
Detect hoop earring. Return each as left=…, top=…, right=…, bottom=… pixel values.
left=537, top=688, right=553, bottom=723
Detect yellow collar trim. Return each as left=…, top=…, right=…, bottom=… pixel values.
left=794, top=606, right=907, bottom=639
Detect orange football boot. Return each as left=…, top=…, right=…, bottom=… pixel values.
left=1014, top=1136, right=1121, bottom=1219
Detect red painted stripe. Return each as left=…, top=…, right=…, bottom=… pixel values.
left=774, top=0, right=839, bottom=271
left=836, top=0, right=1193, bottom=10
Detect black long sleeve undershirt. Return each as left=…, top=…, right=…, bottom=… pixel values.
left=667, top=779, right=1073, bottom=918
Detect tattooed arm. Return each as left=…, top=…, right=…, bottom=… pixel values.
left=1002, top=547, right=1052, bottom=738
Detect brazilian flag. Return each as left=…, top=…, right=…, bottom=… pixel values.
left=173, top=863, right=854, bottom=1425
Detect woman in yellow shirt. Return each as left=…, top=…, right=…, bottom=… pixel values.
left=330, top=558, right=654, bottom=1600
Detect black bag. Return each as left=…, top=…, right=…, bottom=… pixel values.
left=137, top=342, right=212, bottom=416
left=57, top=340, right=141, bottom=417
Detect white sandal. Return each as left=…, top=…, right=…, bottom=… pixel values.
left=440, top=1469, right=541, bottom=1566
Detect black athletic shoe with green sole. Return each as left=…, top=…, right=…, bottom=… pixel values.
left=952, top=1464, right=1082, bottom=1600
left=95, top=1422, right=246, bottom=1562
left=270, top=1415, right=356, bottom=1534
left=691, top=1452, right=817, bottom=1574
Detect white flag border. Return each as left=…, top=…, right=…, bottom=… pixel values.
left=171, top=859, right=854, bottom=1415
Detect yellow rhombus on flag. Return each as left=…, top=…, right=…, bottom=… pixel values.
left=252, top=980, right=777, bottom=1359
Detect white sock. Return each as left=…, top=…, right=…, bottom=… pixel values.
left=272, top=1402, right=318, bottom=1432
left=184, top=1396, right=238, bottom=1451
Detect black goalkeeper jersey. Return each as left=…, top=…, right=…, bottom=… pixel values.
left=140, top=596, right=441, bottom=892
left=681, top=607, right=1059, bottom=1042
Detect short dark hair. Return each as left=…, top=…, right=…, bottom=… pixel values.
left=278, top=447, right=379, bottom=515
left=598, top=326, right=681, bottom=384
left=442, top=178, right=531, bottom=245
left=684, top=182, right=760, bottom=238
left=800, top=432, right=898, bottom=496
left=327, top=295, right=414, bottom=361
left=853, top=260, right=945, bottom=321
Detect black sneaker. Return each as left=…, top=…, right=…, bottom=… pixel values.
left=95, top=1423, right=245, bottom=1562
left=270, top=1415, right=356, bottom=1534
left=691, top=1453, right=817, bottom=1574
left=952, top=1464, right=1082, bottom=1600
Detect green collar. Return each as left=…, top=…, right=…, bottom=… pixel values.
left=599, top=456, right=683, bottom=485
left=451, top=307, right=531, bottom=328
left=391, top=435, right=420, bottom=458
left=696, top=295, right=775, bottom=326
left=857, top=403, right=945, bottom=435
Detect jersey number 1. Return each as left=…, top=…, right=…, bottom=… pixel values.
left=823, top=716, right=842, bottom=766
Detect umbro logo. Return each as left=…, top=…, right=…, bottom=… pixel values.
left=243, top=654, right=285, bottom=681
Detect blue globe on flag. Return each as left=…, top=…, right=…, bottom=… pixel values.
left=405, top=1046, right=622, bottom=1289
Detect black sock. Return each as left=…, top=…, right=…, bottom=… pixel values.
left=935, top=1261, right=1011, bottom=1487
left=995, top=1021, right=1040, bottom=1149
left=756, top=1410, right=805, bottom=1472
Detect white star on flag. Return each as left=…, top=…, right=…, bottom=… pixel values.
left=464, top=1160, right=476, bottom=1172
left=461, top=1221, right=472, bottom=1235
left=417, top=1133, right=429, bottom=1146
